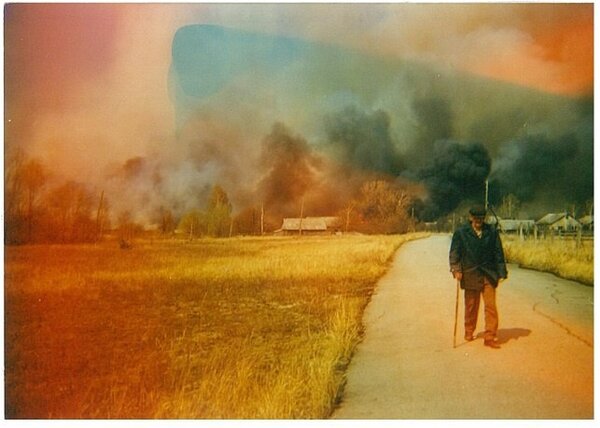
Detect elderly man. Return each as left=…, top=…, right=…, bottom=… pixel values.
left=449, top=205, right=508, bottom=349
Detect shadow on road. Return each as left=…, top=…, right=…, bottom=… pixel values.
left=496, top=328, right=532, bottom=344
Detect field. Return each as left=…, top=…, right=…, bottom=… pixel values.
left=4, top=233, right=426, bottom=418
left=502, top=235, right=594, bottom=286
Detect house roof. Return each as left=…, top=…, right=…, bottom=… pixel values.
left=321, top=217, right=342, bottom=228
left=282, top=217, right=326, bottom=231
left=536, top=213, right=581, bottom=226
left=280, top=217, right=341, bottom=231
left=498, top=219, right=535, bottom=231
left=537, top=213, right=568, bottom=225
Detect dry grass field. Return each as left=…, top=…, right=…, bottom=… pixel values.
left=502, top=236, right=593, bottom=286
left=5, top=233, right=427, bottom=418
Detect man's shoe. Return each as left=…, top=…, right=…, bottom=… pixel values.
left=464, top=335, right=476, bottom=342
left=484, top=339, right=500, bottom=349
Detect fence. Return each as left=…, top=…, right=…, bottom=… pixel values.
left=502, top=227, right=593, bottom=250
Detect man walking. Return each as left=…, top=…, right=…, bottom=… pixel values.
left=449, top=205, right=508, bottom=349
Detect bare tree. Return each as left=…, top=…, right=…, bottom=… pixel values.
left=585, top=199, right=593, bottom=216
left=6, top=156, right=48, bottom=243
left=117, top=211, right=142, bottom=244
left=343, top=200, right=357, bottom=233
left=95, top=190, right=111, bottom=242
left=499, top=194, right=521, bottom=219
left=46, top=181, right=94, bottom=243
left=234, top=206, right=261, bottom=236
left=355, top=180, right=416, bottom=234
left=156, top=206, right=175, bottom=236
left=5, top=150, right=25, bottom=221
left=23, top=161, right=47, bottom=239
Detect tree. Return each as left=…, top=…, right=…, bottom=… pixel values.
left=499, top=194, right=521, bottom=219
left=342, top=200, right=357, bottom=233
left=234, top=206, right=261, bottom=236
left=205, top=185, right=232, bottom=237
left=95, top=190, right=110, bottom=242
left=45, top=181, right=95, bottom=243
left=585, top=199, right=593, bottom=216
left=354, top=180, right=416, bottom=234
left=178, top=210, right=204, bottom=240
left=117, top=211, right=142, bottom=243
left=5, top=150, right=27, bottom=243
left=5, top=150, right=25, bottom=220
left=157, top=206, right=176, bottom=236
left=5, top=153, right=48, bottom=243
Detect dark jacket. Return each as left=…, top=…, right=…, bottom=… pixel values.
left=449, top=222, right=508, bottom=290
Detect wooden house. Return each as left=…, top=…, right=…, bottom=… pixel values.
left=276, top=217, right=341, bottom=235
left=497, top=218, right=535, bottom=234
left=579, top=215, right=593, bottom=231
left=536, top=213, right=581, bottom=233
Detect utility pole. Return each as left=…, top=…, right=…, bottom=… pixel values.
left=261, top=203, right=264, bottom=236
left=484, top=179, right=489, bottom=210
left=299, top=197, right=305, bottom=236
left=95, top=190, right=105, bottom=243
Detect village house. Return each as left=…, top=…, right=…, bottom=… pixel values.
left=275, top=217, right=342, bottom=236
left=536, top=212, right=581, bottom=233
left=497, top=218, right=535, bottom=235
left=578, top=215, right=593, bottom=232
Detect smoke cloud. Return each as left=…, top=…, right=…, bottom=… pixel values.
left=489, top=111, right=593, bottom=213
left=412, top=141, right=491, bottom=220
left=258, top=123, right=323, bottom=216
left=190, top=3, right=592, bottom=96
left=4, top=4, right=593, bottom=227
left=323, top=106, right=402, bottom=175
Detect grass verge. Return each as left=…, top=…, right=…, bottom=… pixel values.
left=502, top=236, right=593, bottom=286
left=5, top=233, right=427, bottom=418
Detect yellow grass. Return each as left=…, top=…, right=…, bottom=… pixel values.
left=502, top=236, right=593, bottom=286
left=5, top=233, right=428, bottom=418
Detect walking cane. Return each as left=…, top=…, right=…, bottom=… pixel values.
left=453, top=278, right=460, bottom=348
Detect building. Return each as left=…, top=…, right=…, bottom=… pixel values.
left=276, top=217, right=341, bottom=235
left=497, top=218, right=535, bottom=234
left=579, top=215, right=593, bottom=231
left=536, top=213, right=581, bottom=233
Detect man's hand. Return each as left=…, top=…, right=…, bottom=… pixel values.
left=452, top=271, right=463, bottom=281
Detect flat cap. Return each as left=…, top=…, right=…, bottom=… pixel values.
left=469, top=205, right=487, bottom=217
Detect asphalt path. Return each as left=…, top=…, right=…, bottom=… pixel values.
left=332, top=234, right=594, bottom=419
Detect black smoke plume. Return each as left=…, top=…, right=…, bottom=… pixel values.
left=414, top=140, right=491, bottom=220
left=323, top=106, right=402, bottom=175
left=408, top=96, right=453, bottom=167
left=489, top=125, right=593, bottom=211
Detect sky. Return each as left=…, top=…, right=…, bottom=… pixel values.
left=3, top=2, right=595, bottom=221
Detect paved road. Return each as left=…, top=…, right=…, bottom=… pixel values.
left=332, top=235, right=593, bottom=419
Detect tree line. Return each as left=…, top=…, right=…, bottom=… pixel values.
left=163, top=179, right=420, bottom=239
left=5, top=152, right=421, bottom=245
left=5, top=152, right=110, bottom=244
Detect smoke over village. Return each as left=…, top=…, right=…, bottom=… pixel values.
left=4, top=4, right=594, bottom=242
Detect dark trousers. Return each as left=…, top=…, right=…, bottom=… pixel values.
left=464, top=279, right=498, bottom=341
